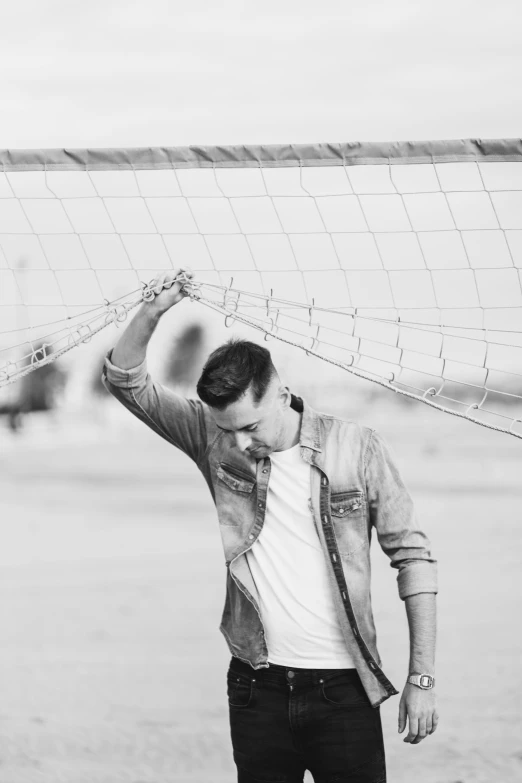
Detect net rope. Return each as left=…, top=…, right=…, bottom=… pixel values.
left=1, top=151, right=521, bottom=438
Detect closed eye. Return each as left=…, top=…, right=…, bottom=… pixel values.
left=216, top=423, right=259, bottom=433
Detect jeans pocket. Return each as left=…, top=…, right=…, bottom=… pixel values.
left=320, top=671, right=370, bottom=708
left=227, top=673, right=254, bottom=708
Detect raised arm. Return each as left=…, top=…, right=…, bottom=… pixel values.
left=111, top=269, right=195, bottom=370
left=102, top=269, right=216, bottom=465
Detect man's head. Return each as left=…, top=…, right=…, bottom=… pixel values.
left=196, top=339, right=294, bottom=458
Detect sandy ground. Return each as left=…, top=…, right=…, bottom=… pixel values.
left=1, top=399, right=521, bottom=783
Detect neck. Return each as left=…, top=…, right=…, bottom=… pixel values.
left=281, top=407, right=302, bottom=450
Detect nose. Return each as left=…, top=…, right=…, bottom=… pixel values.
left=234, top=431, right=252, bottom=452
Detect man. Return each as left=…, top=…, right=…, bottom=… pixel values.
left=102, top=268, right=439, bottom=783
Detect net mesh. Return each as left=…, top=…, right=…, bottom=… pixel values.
left=1, top=142, right=522, bottom=438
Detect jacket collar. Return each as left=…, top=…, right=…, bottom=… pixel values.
left=290, top=393, right=322, bottom=454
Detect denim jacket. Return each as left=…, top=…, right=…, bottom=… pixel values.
left=102, top=350, right=438, bottom=708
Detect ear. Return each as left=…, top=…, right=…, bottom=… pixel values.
left=279, top=385, right=292, bottom=409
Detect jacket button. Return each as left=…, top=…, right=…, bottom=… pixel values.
left=262, top=469, right=268, bottom=474
left=248, top=534, right=254, bottom=540
left=258, top=502, right=263, bottom=508
left=339, top=508, right=345, bottom=513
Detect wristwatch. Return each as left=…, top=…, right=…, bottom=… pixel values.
left=407, top=673, right=435, bottom=689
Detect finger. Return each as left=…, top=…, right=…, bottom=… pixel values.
left=178, top=268, right=196, bottom=296
left=149, top=276, right=159, bottom=294
left=177, top=268, right=195, bottom=287
left=398, top=701, right=407, bottom=733
left=170, top=267, right=188, bottom=279
left=426, top=715, right=433, bottom=735
left=155, top=279, right=168, bottom=295
left=164, top=275, right=181, bottom=290
left=431, top=713, right=439, bottom=735
left=161, top=270, right=185, bottom=291
left=165, top=269, right=183, bottom=286
left=412, top=718, right=427, bottom=744
left=184, top=267, right=195, bottom=279
left=403, top=716, right=419, bottom=743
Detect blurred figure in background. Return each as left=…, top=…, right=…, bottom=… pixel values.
left=0, top=344, right=66, bottom=432
left=164, top=323, right=206, bottom=395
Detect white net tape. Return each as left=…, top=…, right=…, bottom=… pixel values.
left=1, top=143, right=522, bottom=438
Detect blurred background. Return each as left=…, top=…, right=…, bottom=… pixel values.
left=1, top=1, right=522, bottom=781
left=1, top=308, right=521, bottom=783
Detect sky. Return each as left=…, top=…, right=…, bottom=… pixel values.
left=1, top=0, right=521, bottom=150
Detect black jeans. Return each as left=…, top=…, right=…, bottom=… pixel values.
left=227, top=656, right=386, bottom=783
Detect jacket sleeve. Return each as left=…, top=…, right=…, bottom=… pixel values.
left=101, top=348, right=214, bottom=466
left=364, top=428, right=438, bottom=600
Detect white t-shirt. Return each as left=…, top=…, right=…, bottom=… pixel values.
left=245, top=443, right=355, bottom=668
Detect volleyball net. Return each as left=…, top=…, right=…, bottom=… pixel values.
left=1, top=140, right=522, bottom=438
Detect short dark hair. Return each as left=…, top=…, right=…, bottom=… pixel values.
left=196, top=339, right=277, bottom=410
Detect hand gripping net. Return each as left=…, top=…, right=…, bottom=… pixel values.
left=1, top=140, right=522, bottom=439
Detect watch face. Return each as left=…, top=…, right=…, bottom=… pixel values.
left=420, top=675, right=433, bottom=688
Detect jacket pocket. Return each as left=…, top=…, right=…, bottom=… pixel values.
left=331, top=492, right=363, bottom=518
left=217, top=463, right=256, bottom=494
left=330, top=490, right=367, bottom=558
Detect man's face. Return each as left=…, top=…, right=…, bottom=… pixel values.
left=210, top=380, right=289, bottom=459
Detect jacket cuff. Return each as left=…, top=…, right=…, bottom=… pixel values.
left=398, top=562, right=438, bottom=601
left=103, top=349, right=148, bottom=389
